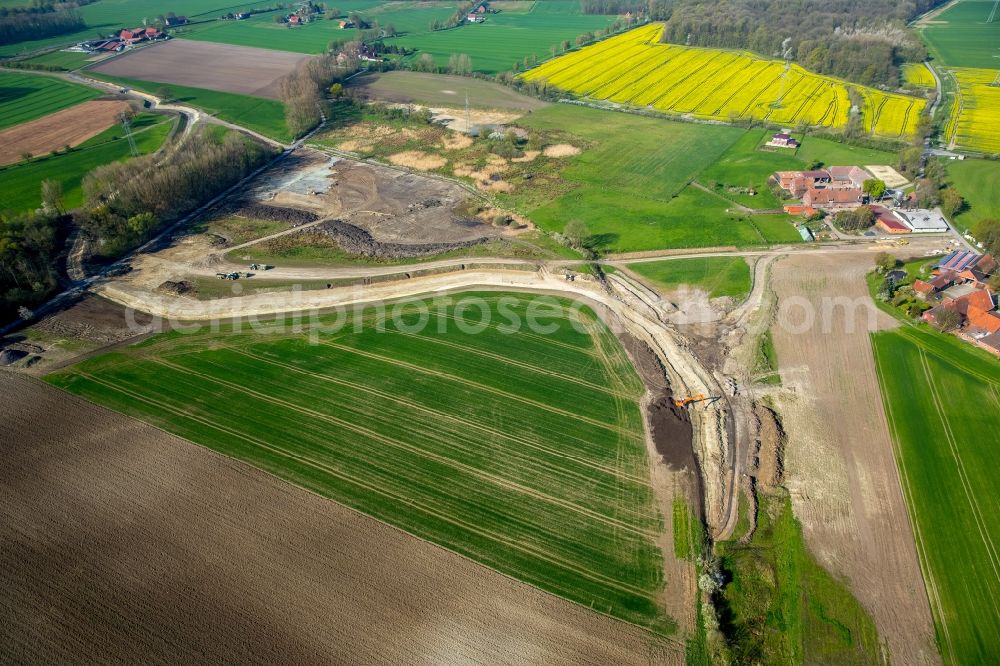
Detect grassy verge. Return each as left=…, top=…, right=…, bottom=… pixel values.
left=625, top=257, right=752, bottom=300
left=0, top=113, right=174, bottom=212
left=86, top=72, right=291, bottom=142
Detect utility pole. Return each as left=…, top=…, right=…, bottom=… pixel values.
left=120, top=112, right=139, bottom=157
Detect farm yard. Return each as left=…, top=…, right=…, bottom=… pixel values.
left=47, top=294, right=677, bottom=635
left=944, top=68, right=1000, bottom=154
left=917, top=0, right=1000, bottom=69
left=0, top=71, right=98, bottom=131
left=2, top=372, right=672, bottom=664
left=0, top=113, right=174, bottom=212
left=386, top=0, right=617, bottom=74
left=520, top=24, right=927, bottom=139
left=873, top=325, right=1000, bottom=665
left=0, top=99, right=131, bottom=166
left=89, top=40, right=307, bottom=100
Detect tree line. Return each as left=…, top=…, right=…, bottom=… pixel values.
left=0, top=4, right=86, bottom=45
left=658, top=0, right=939, bottom=88
left=0, top=208, right=62, bottom=321
left=78, top=128, right=274, bottom=261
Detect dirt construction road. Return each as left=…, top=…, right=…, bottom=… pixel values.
left=769, top=251, right=939, bottom=665
left=0, top=371, right=676, bottom=664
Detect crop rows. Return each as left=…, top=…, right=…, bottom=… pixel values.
left=902, top=63, right=936, bottom=89
left=949, top=68, right=1000, bottom=155
left=521, top=24, right=927, bottom=138
left=48, top=295, right=674, bottom=634
left=0, top=71, right=99, bottom=131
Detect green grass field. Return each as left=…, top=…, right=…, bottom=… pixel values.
left=696, top=131, right=802, bottom=209
left=86, top=73, right=291, bottom=141
left=47, top=293, right=675, bottom=634
left=387, top=0, right=616, bottom=73
left=946, top=158, right=1000, bottom=233
left=717, top=491, right=882, bottom=663
left=15, top=49, right=97, bottom=70
left=345, top=70, right=547, bottom=110
left=625, top=257, right=752, bottom=299
left=0, top=0, right=279, bottom=55
left=0, top=71, right=99, bottom=130
left=873, top=324, right=1000, bottom=665
left=0, top=113, right=173, bottom=212
left=180, top=2, right=459, bottom=53
left=919, top=0, right=1000, bottom=69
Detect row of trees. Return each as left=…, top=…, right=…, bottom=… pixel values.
left=278, top=47, right=353, bottom=137
left=658, top=0, right=936, bottom=88
left=78, top=129, right=273, bottom=261
left=0, top=6, right=83, bottom=45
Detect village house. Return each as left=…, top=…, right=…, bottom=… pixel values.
left=917, top=250, right=1000, bottom=355
left=766, top=132, right=800, bottom=149
left=118, top=27, right=161, bottom=45
left=773, top=169, right=830, bottom=198
left=827, top=165, right=870, bottom=189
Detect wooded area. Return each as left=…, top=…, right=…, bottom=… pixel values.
left=658, top=0, right=940, bottom=87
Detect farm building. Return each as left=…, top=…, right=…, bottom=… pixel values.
left=872, top=205, right=911, bottom=234
left=797, top=225, right=815, bottom=241
left=119, top=27, right=162, bottom=45
left=802, top=186, right=863, bottom=210
left=767, top=132, right=800, bottom=149
left=893, top=209, right=948, bottom=233
left=467, top=13, right=485, bottom=22
left=339, top=20, right=354, bottom=28
left=827, top=166, right=870, bottom=189
left=164, top=16, right=188, bottom=27
left=772, top=166, right=871, bottom=199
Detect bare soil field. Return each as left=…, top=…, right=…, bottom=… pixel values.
left=0, top=371, right=674, bottom=664
left=0, top=99, right=130, bottom=165
left=90, top=40, right=308, bottom=99
left=768, top=251, right=939, bottom=665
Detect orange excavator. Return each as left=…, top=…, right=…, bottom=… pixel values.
left=674, top=394, right=707, bottom=408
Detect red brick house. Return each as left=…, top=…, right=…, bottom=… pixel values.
left=802, top=186, right=863, bottom=210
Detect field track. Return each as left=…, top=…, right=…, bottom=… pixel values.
left=0, top=370, right=678, bottom=664
left=0, top=99, right=129, bottom=166
left=90, top=40, right=308, bottom=99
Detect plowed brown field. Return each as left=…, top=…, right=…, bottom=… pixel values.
left=0, top=99, right=129, bottom=165
left=91, top=40, right=308, bottom=99
left=0, top=371, right=672, bottom=664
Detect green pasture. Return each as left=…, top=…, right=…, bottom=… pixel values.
left=86, top=73, right=290, bottom=141
left=717, top=491, right=882, bottom=664
left=946, top=157, right=1000, bottom=233
left=873, top=324, right=1000, bottom=665
left=0, top=71, right=98, bottom=130
left=510, top=104, right=802, bottom=252
left=345, top=70, right=547, bottom=110
left=180, top=2, right=459, bottom=53
left=0, top=113, right=174, bottom=213
left=387, top=0, right=616, bottom=73
left=697, top=131, right=802, bottom=209
left=919, top=0, right=1000, bottom=69
left=15, top=49, right=96, bottom=70
left=47, top=293, right=676, bottom=635
left=625, top=256, right=752, bottom=299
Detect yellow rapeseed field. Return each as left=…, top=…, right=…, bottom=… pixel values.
left=902, top=63, right=936, bottom=89
left=947, top=68, right=1000, bottom=155
left=521, top=24, right=927, bottom=139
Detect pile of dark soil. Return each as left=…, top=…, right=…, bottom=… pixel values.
left=156, top=280, right=196, bottom=296
left=309, top=220, right=487, bottom=259
left=229, top=202, right=319, bottom=226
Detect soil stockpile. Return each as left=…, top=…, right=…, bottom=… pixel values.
left=309, top=219, right=487, bottom=259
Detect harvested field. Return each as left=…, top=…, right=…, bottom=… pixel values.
left=47, top=294, right=677, bottom=635
left=346, top=70, right=548, bottom=111
left=90, top=40, right=307, bottom=99
left=768, top=251, right=939, bottom=665
left=0, top=99, right=130, bottom=166
left=1, top=371, right=677, bottom=664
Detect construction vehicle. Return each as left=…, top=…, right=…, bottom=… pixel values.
left=249, top=263, right=273, bottom=271
left=674, top=394, right=707, bottom=408
left=215, top=271, right=242, bottom=280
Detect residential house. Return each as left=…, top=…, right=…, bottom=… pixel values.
left=766, top=132, right=800, bottom=149
left=773, top=169, right=829, bottom=198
